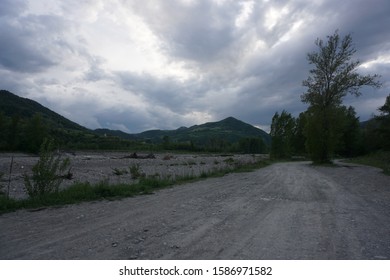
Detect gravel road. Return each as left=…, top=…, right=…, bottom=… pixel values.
left=1, top=161, right=389, bottom=259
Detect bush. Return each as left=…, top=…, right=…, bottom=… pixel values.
left=129, top=163, right=144, bottom=179
left=23, top=139, right=71, bottom=198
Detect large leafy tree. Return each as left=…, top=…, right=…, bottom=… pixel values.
left=375, top=94, right=390, bottom=150
left=270, top=110, right=295, bottom=159
left=301, top=31, right=381, bottom=163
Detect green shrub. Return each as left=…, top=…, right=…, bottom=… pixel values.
left=129, top=164, right=144, bottom=179
left=23, top=139, right=71, bottom=198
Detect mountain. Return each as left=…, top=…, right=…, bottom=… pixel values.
left=0, top=90, right=99, bottom=152
left=134, top=116, right=271, bottom=145
left=1, top=90, right=270, bottom=152
left=0, top=90, right=88, bottom=132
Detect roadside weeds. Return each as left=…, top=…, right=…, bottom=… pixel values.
left=0, top=159, right=270, bottom=214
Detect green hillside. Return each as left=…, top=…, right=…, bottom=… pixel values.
left=0, top=90, right=87, bottom=132
left=0, top=90, right=119, bottom=151
left=136, top=116, right=271, bottom=146
left=1, top=90, right=270, bottom=153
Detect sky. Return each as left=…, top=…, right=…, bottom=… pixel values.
left=0, top=0, right=389, bottom=133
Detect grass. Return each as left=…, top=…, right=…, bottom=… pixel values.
left=0, top=159, right=270, bottom=214
left=347, top=151, right=390, bottom=175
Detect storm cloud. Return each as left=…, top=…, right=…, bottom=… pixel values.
left=0, top=0, right=389, bottom=133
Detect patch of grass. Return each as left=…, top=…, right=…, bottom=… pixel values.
left=347, top=151, right=390, bottom=175
left=0, top=158, right=270, bottom=214
left=0, top=196, right=19, bottom=213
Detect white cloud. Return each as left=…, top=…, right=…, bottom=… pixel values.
left=0, top=0, right=389, bottom=132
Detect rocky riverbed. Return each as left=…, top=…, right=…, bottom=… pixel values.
left=0, top=152, right=267, bottom=200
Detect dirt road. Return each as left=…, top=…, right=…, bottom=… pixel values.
left=1, top=161, right=389, bottom=259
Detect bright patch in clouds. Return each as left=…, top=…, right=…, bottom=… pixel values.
left=265, top=6, right=290, bottom=31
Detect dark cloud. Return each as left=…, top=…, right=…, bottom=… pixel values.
left=130, top=0, right=240, bottom=62
left=0, top=20, right=55, bottom=72
left=115, top=71, right=207, bottom=115
left=0, top=0, right=27, bottom=16
left=0, top=0, right=388, bottom=133
left=0, top=12, right=71, bottom=73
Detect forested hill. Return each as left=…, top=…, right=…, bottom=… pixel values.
left=0, top=90, right=88, bottom=132
left=0, top=90, right=271, bottom=153
left=0, top=90, right=97, bottom=152
left=131, top=116, right=271, bottom=146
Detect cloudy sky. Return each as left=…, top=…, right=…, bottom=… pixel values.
left=1, top=0, right=389, bottom=133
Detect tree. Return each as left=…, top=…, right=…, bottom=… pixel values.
left=375, top=94, right=390, bottom=150
left=25, top=113, right=47, bottom=153
left=270, top=110, right=295, bottom=159
left=292, top=112, right=307, bottom=155
left=0, top=111, right=8, bottom=150
left=336, top=106, right=361, bottom=157
left=239, top=137, right=266, bottom=154
left=8, top=115, right=20, bottom=151
left=301, top=30, right=381, bottom=163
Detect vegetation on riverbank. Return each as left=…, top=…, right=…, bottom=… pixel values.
left=0, top=157, right=269, bottom=214
left=347, top=151, right=390, bottom=175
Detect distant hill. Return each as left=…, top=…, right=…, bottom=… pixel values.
left=1, top=90, right=270, bottom=152
left=133, top=116, right=271, bottom=145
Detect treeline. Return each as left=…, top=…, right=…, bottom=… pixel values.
left=0, top=112, right=47, bottom=153
left=0, top=112, right=147, bottom=152
left=160, top=136, right=267, bottom=153
left=0, top=111, right=268, bottom=154
left=270, top=97, right=390, bottom=159
left=270, top=31, right=386, bottom=163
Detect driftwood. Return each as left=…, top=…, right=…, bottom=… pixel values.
left=121, top=153, right=156, bottom=159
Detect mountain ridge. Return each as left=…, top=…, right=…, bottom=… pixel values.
left=132, top=116, right=271, bottom=145
left=1, top=90, right=271, bottom=149
left=0, top=89, right=88, bottom=132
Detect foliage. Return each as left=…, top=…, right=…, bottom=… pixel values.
left=335, top=106, right=362, bottom=157
left=270, top=110, right=295, bottom=159
left=23, top=139, right=71, bottom=198
left=239, top=137, right=267, bottom=154
left=137, top=116, right=271, bottom=152
left=1, top=157, right=269, bottom=214
left=129, top=164, right=144, bottom=179
left=347, top=151, right=390, bottom=175
left=1, top=89, right=271, bottom=153
left=375, top=94, right=390, bottom=150
left=304, top=106, right=345, bottom=162
left=291, top=112, right=307, bottom=155
left=301, top=31, right=381, bottom=163
left=24, top=113, right=47, bottom=153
